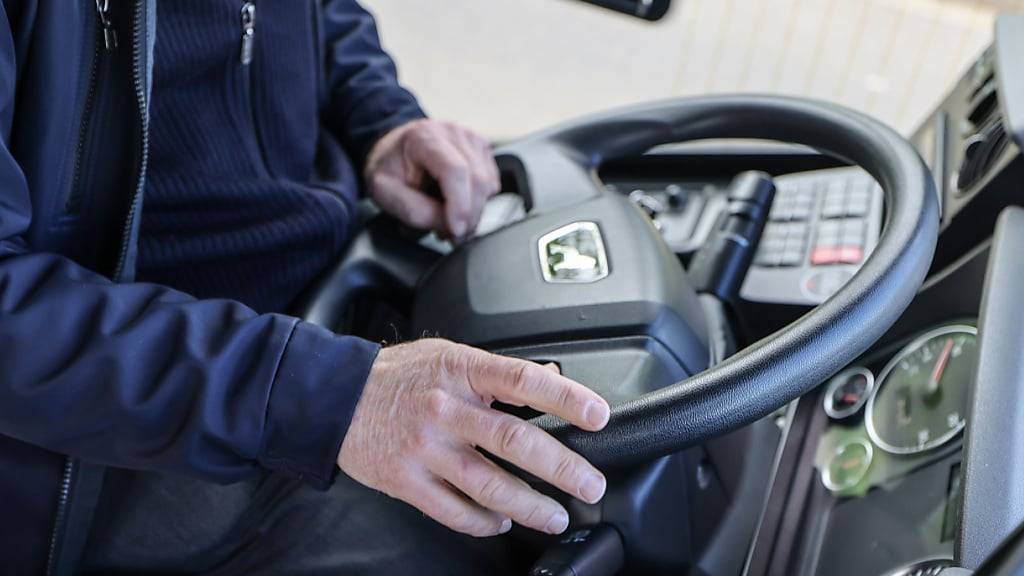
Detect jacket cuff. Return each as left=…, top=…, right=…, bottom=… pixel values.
left=348, top=99, right=426, bottom=171
left=258, top=321, right=380, bottom=490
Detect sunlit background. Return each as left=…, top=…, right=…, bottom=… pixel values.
left=362, top=0, right=1021, bottom=139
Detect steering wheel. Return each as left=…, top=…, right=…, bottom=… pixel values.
left=302, top=94, right=939, bottom=471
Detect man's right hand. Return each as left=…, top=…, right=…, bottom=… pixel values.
left=337, top=339, right=610, bottom=537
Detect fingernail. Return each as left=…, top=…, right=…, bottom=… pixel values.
left=499, top=518, right=512, bottom=534
left=450, top=218, right=467, bottom=238
left=580, top=473, right=606, bottom=504
left=545, top=510, right=569, bottom=535
left=584, top=401, right=610, bottom=429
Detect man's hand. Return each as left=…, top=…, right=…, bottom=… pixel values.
left=365, top=119, right=501, bottom=239
left=338, top=339, right=610, bottom=537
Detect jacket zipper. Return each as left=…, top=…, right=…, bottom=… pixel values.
left=44, top=458, right=75, bottom=576
left=46, top=1, right=120, bottom=570
left=112, top=0, right=150, bottom=282
left=64, top=0, right=117, bottom=216
left=239, top=2, right=272, bottom=178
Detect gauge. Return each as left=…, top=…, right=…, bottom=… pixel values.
left=822, top=439, right=873, bottom=492
left=823, top=367, right=874, bottom=420
left=867, top=325, right=977, bottom=455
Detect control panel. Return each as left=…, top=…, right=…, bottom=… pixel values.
left=740, top=167, right=884, bottom=305
left=607, top=180, right=728, bottom=254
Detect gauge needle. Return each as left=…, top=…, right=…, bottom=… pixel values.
left=926, top=338, right=954, bottom=397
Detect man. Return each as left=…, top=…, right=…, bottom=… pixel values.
left=0, top=1, right=609, bottom=574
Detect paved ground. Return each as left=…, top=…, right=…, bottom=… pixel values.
left=362, top=0, right=1021, bottom=139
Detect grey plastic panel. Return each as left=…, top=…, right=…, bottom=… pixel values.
left=995, top=14, right=1024, bottom=150
left=957, top=206, right=1024, bottom=569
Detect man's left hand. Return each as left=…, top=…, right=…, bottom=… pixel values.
left=365, top=119, right=501, bottom=240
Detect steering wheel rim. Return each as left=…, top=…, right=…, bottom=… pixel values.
left=496, top=95, right=940, bottom=468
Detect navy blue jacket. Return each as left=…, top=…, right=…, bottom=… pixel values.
left=0, top=1, right=424, bottom=573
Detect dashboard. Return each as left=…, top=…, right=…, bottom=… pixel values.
left=587, top=14, right=1022, bottom=576
left=809, top=322, right=976, bottom=575
left=458, top=14, right=1024, bottom=576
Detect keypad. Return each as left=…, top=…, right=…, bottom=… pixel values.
left=755, top=174, right=880, bottom=269
left=742, top=167, right=883, bottom=306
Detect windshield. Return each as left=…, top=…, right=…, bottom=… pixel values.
left=364, top=0, right=1001, bottom=139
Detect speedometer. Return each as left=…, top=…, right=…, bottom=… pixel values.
left=866, top=325, right=977, bottom=455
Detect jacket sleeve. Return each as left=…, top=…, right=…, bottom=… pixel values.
left=320, top=0, right=426, bottom=168
left=0, top=13, right=376, bottom=491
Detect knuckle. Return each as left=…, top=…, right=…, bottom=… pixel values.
left=552, top=455, right=578, bottom=487
left=478, top=473, right=508, bottom=506
left=438, top=346, right=464, bottom=379
left=423, top=388, right=450, bottom=420
left=508, top=362, right=533, bottom=396
left=446, top=509, right=475, bottom=534
left=497, top=419, right=530, bottom=455
left=407, top=425, right=433, bottom=454
left=452, top=453, right=477, bottom=487
left=522, top=501, right=546, bottom=527
left=554, top=381, right=573, bottom=411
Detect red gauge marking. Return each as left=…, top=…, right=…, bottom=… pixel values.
left=929, top=338, right=954, bottom=390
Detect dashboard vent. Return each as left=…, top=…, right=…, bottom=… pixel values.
left=958, top=115, right=1010, bottom=193
left=957, top=50, right=1009, bottom=194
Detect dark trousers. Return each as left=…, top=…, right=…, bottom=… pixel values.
left=81, top=469, right=522, bottom=575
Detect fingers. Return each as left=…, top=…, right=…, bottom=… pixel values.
left=448, top=127, right=501, bottom=234
left=370, top=173, right=446, bottom=231
left=430, top=447, right=570, bottom=535
left=404, top=122, right=500, bottom=238
left=403, top=472, right=512, bottom=537
left=446, top=401, right=607, bottom=506
left=468, top=354, right=610, bottom=432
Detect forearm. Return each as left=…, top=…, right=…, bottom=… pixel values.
left=0, top=247, right=378, bottom=488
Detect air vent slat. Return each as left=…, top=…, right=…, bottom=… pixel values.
left=967, top=79, right=999, bottom=127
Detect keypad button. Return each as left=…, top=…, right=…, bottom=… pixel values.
left=825, top=180, right=846, bottom=204
left=779, top=250, right=803, bottom=267
left=755, top=250, right=782, bottom=267
left=811, top=246, right=842, bottom=265
left=769, top=202, right=794, bottom=221
left=844, top=199, right=870, bottom=218
left=821, top=201, right=845, bottom=219
left=761, top=237, right=786, bottom=253
left=841, top=219, right=865, bottom=236
left=786, top=222, right=809, bottom=239
left=762, top=223, right=786, bottom=241
left=841, top=232, right=864, bottom=248
left=790, top=203, right=812, bottom=221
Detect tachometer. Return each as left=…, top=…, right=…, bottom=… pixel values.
left=866, top=325, right=977, bottom=455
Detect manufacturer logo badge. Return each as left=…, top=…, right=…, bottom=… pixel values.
left=538, top=222, right=609, bottom=283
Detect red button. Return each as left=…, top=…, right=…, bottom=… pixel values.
left=811, top=246, right=841, bottom=265
left=838, top=246, right=863, bottom=264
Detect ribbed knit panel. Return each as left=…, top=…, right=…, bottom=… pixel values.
left=137, top=0, right=356, bottom=313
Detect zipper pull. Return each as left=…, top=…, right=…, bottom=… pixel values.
left=95, top=0, right=118, bottom=51
left=240, top=3, right=256, bottom=65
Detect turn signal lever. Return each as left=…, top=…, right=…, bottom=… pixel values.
left=528, top=524, right=624, bottom=576
left=687, top=171, right=776, bottom=301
